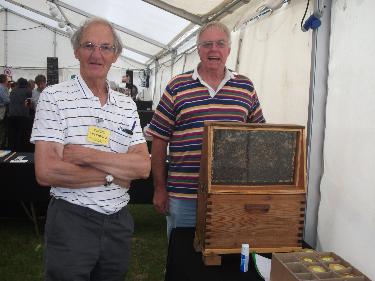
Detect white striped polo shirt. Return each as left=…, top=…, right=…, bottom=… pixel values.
left=31, top=75, right=146, bottom=214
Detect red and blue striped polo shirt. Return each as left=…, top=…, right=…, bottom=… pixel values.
left=148, top=69, right=265, bottom=199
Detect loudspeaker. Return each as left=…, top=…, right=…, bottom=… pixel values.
left=47, top=57, right=59, bottom=85
left=126, top=70, right=133, bottom=88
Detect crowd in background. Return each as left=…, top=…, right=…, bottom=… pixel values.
left=0, top=73, right=46, bottom=152
left=0, top=71, right=142, bottom=153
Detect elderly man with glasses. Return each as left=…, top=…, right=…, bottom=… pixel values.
left=31, top=17, right=150, bottom=281
left=148, top=21, right=266, bottom=240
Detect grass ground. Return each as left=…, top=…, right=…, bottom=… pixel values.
left=0, top=204, right=167, bottom=281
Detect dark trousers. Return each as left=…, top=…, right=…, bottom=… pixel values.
left=0, top=118, right=8, bottom=149
left=44, top=198, right=134, bottom=281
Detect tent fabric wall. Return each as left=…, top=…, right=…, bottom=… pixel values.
left=238, top=0, right=311, bottom=126
left=148, top=1, right=312, bottom=126
left=1, top=10, right=144, bottom=84
left=151, top=54, right=172, bottom=107
left=6, top=13, right=54, bottom=67
left=0, top=11, right=4, bottom=63
left=1, top=0, right=196, bottom=64
left=317, top=0, right=375, bottom=279
left=225, top=29, right=240, bottom=71
left=182, top=49, right=200, bottom=74
left=56, top=33, right=79, bottom=68
left=171, top=53, right=185, bottom=78
left=150, top=48, right=200, bottom=109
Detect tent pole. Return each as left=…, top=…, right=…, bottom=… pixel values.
left=53, top=31, right=57, bottom=57
left=152, top=60, right=159, bottom=107
left=305, top=0, right=332, bottom=248
left=171, top=49, right=177, bottom=79
left=4, top=9, right=8, bottom=66
left=235, top=28, right=245, bottom=73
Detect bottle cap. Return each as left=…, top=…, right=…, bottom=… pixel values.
left=241, top=244, right=249, bottom=255
left=240, top=243, right=250, bottom=272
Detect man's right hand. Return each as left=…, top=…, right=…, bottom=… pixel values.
left=153, top=187, right=169, bottom=215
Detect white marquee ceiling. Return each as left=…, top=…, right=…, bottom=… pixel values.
left=0, top=0, right=287, bottom=65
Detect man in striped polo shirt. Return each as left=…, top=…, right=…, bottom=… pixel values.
left=31, top=18, right=150, bottom=280
left=147, top=21, right=266, bottom=240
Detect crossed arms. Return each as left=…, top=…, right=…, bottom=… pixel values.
left=34, top=140, right=151, bottom=189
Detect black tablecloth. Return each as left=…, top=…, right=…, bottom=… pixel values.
left=1, top=152, right=50, bottom=202
left=165, top=227, right=268, bottom=281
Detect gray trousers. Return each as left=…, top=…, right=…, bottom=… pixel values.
left=44, top=198, right=134, bottom=281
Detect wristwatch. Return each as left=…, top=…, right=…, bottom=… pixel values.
left=105, top=174, right=114, bottom=186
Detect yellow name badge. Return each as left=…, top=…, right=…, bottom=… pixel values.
left=87, top=126, right=110, bottom=145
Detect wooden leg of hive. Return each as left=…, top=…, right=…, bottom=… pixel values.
left=193, top=235, right=201, bottom=252
left=202, top=254, right=222, bottom=266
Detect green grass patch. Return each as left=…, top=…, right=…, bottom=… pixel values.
left=128, top=204, right=168, bottom=281
left=0, top=204, right=167, bottom=281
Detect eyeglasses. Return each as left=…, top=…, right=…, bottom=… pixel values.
left=79, top=42, right=116, bottom=54
left=198, top=40, right=229, bottom=49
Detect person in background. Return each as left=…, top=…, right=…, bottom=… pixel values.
left=0, top=74, right=10, bottom=149
left=8, top=77, right=33, bottom=152
left=121, top=73, right=130, bottom=86
left=147, top=21, right=265, bottom=240
left=28, top=79, right=35, bottom=91
left=6, top=79, right=11, bottom=90
left=31, top=17, right=150, bottom=280
left=32, top=74, right=47, bottom=106
left=30, top=74, right=47, bottom=119
left=0, top=74, right=10, bottom=115
left=9, top=80, right=17, bottom=91
left=121, top=73, right=138, bottom=101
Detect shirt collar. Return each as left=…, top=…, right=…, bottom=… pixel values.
left=192, top=64, right=235, bottom=81
left=75, top=74, right=118, bottom=105
left=192, top=64, right=235, bottom=97
left=107, top=87, right=118, bottom=105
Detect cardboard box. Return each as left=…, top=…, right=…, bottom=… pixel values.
left=194, top=122, right=307, bottom=265
left=270, top=251, right=371, bottom=281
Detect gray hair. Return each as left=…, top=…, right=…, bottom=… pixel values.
left=70, top=17, right=123, bottom=56
left=197, top=21, right=231, bottom=45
